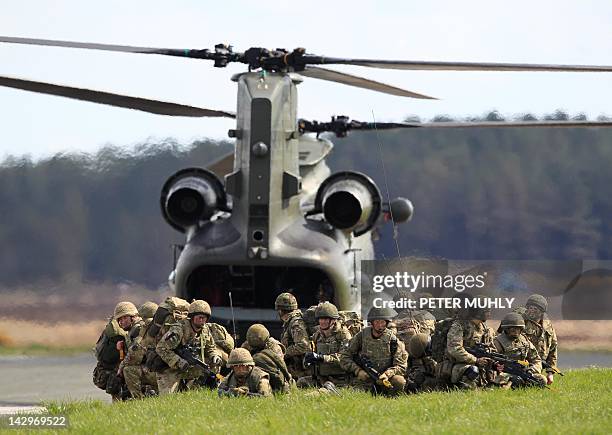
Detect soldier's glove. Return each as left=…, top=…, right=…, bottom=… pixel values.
left=211, top=355, right=223, bottom=366
left=476, top=357, right=492, bottom=368
left=304, top=352, right=325, bottom=365
left=377, top=373, right=389, bottom=385
left=356, top=369, right=370, bottom=382
left=232, top=386, right=249, bottom=396
left=176, top=358, right=190, bottom=371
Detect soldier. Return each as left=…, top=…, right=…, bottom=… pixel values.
left=493, top=312, right=546, bottom=388
left=298, top=302, right=352, bottom=391
left=517, top=294, right=558, bottom=385
left=440, top=296, right=496, bottom=389
left=218, top=348, right=273, bottom=397
left=340, top=307, right=407, bottom=396
left=242, top=324, right=293, bottom=393
left=395, top=292, right=436, bottom=345
left=155, top=300, right=222, bottom=395
left=405, top=333, right=438, bottom=393
left=275, top=292, right=310, bottom=380
left=93, top=301, right=139, bottom=401
left=121, top=301, right=159, bottom=399
left=188, top=300, right=234, bottom=367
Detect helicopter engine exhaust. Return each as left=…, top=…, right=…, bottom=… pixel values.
left=313, top=171, right=382, bottom=235
left=160, top=167, right=228, bottom=232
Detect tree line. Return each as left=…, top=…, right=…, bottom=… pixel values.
left=1, top=112, right=611, bottom=289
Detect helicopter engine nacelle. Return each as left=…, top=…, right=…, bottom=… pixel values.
left=312, top=171, right=382, bottom=236
left=160, top=167, right=228, bottom=232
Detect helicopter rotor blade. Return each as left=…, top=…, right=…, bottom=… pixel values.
left=307, top=57, right=612, bottom=73
left=0, top=36, right=222, bottom=60
left=0, top=75, right=236, bottom=118
left=299, top=117, right=612, bottom=137
left=300, top=66, right=436, bottom=99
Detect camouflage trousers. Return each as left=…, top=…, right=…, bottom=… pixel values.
left=350, top=375, right=406, bottom=396
left=450, top=363, right=495, bottom=389
left=406, top=372, right=439, bottom=393
left=123, top=365, right=158, bottom=399
left=156, top=366, right=205, bottom=395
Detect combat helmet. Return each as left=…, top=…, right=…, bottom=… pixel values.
left=408, top=333, right=431, bottom=358
left=246, top=324, right=270, bottom=349
left=315, top=302, right=340, bottom=319
left=367, top=306, right=397, bottom=322
left=188, top=300, right=212, bottom=317
left=497, top=312, right=525, bottom=333
left=275, top=292, right=298, bottom=311
left=227, top=348, right=255, bottom=367
left=114, top=301, right=138, bottom=319
left=138, top=301, right=158, bottom=319
left=526, top=294, right=548, bottom=312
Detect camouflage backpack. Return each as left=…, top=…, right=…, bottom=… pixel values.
left=430, top=317, right=456, bottom=363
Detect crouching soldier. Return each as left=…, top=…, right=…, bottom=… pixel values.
left=121, top=301, right=159, bottom=399
left=242, top=324, right=293, bottom=393
left=218, top=348, right=273, bottom=397
left=439, top=298, right=496, bottom=390
left=405, top=333, right=438, bottom=393
left=189, top=300, right=235, bottom=369
left=155, top=300, right=222, bottom=395
left=93, top=301, right=139, bottom=401
left=298, top=302, right=352, bottom=392
left=276, top=292, right=310, bottom=380
left=516, top=294, right=559, bottom=385
left=340, top=307, right=407, bottom=396
left=493, top=312, right=546, bottom=388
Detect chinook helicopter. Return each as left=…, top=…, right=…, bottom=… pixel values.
left=2, top=36, right=612, bottom=335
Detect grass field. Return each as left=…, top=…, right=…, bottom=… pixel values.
left=33, top=368, right=612, bottom=435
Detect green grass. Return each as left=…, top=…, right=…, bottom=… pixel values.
left=35, top=369, right=612, bottom=435
left=0, top=344, right=92, bottom=356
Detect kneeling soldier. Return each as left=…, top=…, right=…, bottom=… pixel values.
left=405, top=333, right=438, bottom=393
left=242, top=324, right=293, bottom=393
left=218, top=348, right=273, bottom=397
left=340, top=307, right=407, bottom=396
left=493, top=312, right=546, bottom=388
left=155, top=300, right=222, bottom=395
left=298, top=302, right=352, bottom=391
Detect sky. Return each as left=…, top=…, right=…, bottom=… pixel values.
left=1, top=0, right=611, bottom=160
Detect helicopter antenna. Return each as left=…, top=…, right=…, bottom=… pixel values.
left=371, top=110, right=402, bottom=258
left=228, top=291, right=237, bottom=341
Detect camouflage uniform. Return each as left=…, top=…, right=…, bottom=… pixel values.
left=241, top=324, right=292, bottom=393
left=275, top=292, right=311, bottom=380
left=155, top=319, right=220, bottom=395
left=443, top=319, right=496, bottom=388
left=298, top=321, right=353, bottom=388
left=218, top=348, right=273, bottom=397
left=93, top=318, right=128, bottom=398
left=395, top=310, right=436, bottom=345
left=493, top=332, right=545, bottom=386
left=121, top=302, right=159, bottom=398
left=523, top=314, right=558, bottom=373
left=340, top=326, right=407, bottom=395
left=93, top=301, right=138, bottom=401
left=207, top=322, right=235, bottom=366
left=405, top=334, right=438, bottom=393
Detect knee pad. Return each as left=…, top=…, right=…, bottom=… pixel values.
left=464, top=365, right=480, bottom=381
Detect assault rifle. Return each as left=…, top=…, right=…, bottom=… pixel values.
left=353, top=354, right=393, bottom=395
left=176, top=344, right=223, bottom=388
left=466, top=343, right=547, bottom=388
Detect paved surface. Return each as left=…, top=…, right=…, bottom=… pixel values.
left=0, top=353, right=109, bottom=409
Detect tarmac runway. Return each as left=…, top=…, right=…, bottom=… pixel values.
left=1, top=351, right=611, bottom=415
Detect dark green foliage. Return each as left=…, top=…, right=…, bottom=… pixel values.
left=1, top=111, right=611, bottom=288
